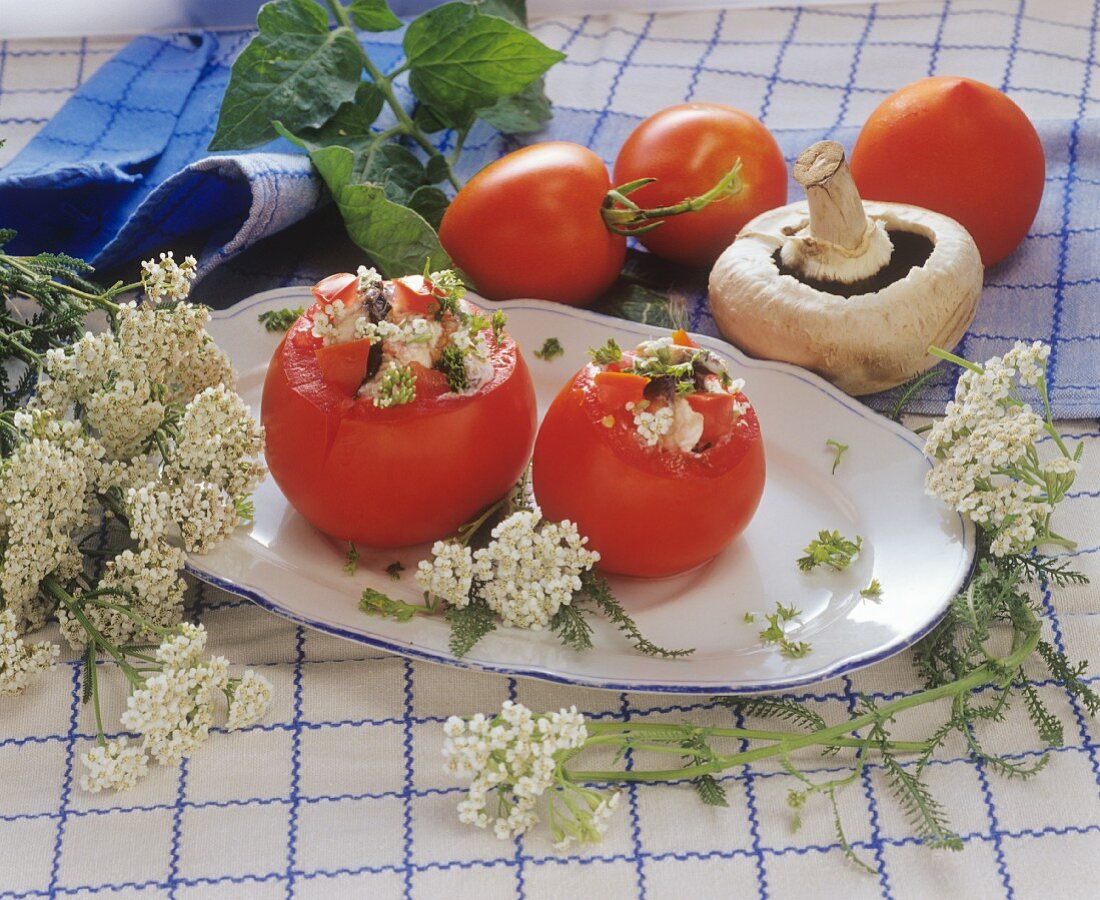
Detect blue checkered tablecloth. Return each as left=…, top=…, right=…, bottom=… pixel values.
left=1, top=3, right=1098, bottom=898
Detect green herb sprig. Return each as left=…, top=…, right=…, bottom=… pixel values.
left=797, top=530, right=863, bottom=573
left=259, top=306, right=305, bottom=332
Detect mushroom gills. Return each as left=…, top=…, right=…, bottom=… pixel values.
left=771, top=229, right=935, bottom=298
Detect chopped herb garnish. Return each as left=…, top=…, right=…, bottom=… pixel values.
left=860, top=578, right=883, bottom=599
left=743, top=611, right=756, bottom=624
left=491, top=310, right=507, bottom=344
left=436, top=344, right=469, bottom=393
left=344, top=543, right=359, bottom=574
left=427, top=269, right=466, bottom=320
left=258, top=306, right=303, bottom=333
left=601, top=415, right=615, bottom=428
left=589, top=338, right=623, bottom=365
left=374, top=364, right=416, bottom=408
left=535, top=337, right=564, bottom=361
left=758, top=602, right=812, bottom=659
left=359, top=587, right=428, bottom=622
left=826, top=438, right=849, bottom=475
left=465, top=313, right=491, bottom=334
left=386, top=561, right=405, bottom=581
left=797, top=530, right=863, bottom=573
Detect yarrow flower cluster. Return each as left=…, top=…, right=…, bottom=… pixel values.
left=140, top=251, right=197, bottom=303
left=79, top=625, right=273, bottom=791
left=416, top=509, right=599, bottom=630
left=0, top=608, right=59, bottom=695
left=443, top=701, right=620, bottom=846
left=1, top=249, right=271, bottom=793
left=924, top=342, right=1080, bottom=556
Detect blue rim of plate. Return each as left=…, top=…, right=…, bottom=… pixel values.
left=186, top=289, right=976, bottom=695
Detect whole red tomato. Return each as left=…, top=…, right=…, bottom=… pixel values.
left=850, top=77, right=1044, bottom=267
left=439, top=142, right=626, bottom=307
left=612, top=103, right=788, bottom=267
left=261, top=277, right=538, bottom=548
left=531, top=349, right=766, bottom=578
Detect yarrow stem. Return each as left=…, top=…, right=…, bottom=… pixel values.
left=444, top=610, right=1042, bottom=848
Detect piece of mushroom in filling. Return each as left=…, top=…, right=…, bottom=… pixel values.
left=310, top=267, right=495, bottom=404
left=594, top=337, right=748, bottom=453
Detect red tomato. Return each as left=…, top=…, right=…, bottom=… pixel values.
left=314, top=338, right=374, bottom=396
left=262, top=296, right=538, bottom=548
left=409, top=362, right=451, bottom=400
left=686, top=392, right=734, bottom=448
left=594, top=370, right=649, bottom=411
left=849, top=77, right=1044, bottom=267
left=312, top=272, right=359, bottom=306
left=439, top=142, right=626, bottom=307
left=532, top=363, right=765, bottom=577
left=391, top=276, right=438, bottom=316
left=612, top=103, right=788, bottom=267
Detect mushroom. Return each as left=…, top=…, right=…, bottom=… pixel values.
left=708, top=141, right=983, bottom=396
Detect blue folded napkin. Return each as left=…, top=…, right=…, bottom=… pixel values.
left=0, top=30, right=1096, bottom=417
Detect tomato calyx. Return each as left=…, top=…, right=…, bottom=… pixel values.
left=601, top=158, right=744, bottom=236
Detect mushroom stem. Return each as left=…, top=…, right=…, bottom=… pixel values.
left=794, top=141, right=869, bottom=251
left=779, top=141, right=893, bottom=286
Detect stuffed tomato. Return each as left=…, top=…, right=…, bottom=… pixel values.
left=262, top=268, right=537, bottom=548
left=532, top=331, right=765, bottom=577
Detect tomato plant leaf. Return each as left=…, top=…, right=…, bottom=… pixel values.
left=310, top=146, right=451, bottom=277
left=404, top=2, right=564, bottom=124
left=411, top=103, right=459, bottom=135
left=272, top=82, right=383, bottom=162
left=349, top=0, right=403, bottom=31
left=479, top=77, right=552, bottom=133
left=472, top=0, right=528, bottom=26
left=408, top=185, right=449, bottom=230
left=360, top=144, right=432, bottom=203
left=209, top=0, right=364, bottom=151
left=425, top=154, right=452, bottom=184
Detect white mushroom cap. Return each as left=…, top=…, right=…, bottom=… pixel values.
left=708, top=142, right=983, bottom=396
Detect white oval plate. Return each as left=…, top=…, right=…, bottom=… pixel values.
left=190, top=287, right=974, bottom=694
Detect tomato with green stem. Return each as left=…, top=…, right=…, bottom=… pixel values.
left=439, top=139, right=745, bottom=307
left=612, top=103, right=788, bottom=267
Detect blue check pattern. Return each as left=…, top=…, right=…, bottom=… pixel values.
left=1, top=4, right=1099, bottom=898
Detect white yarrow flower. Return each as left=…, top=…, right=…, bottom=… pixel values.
left=140, top=251, right=197, bottom=303
left=416, top=541, right=475, bottom=607
left=0, top=608, right=60, bottom=695
left=472, top=512, right=599, bottom=630
left=225, top=670, right=274, bottom=731
left=924, top=341, right=1076, bottom=557
left=79, top=737, right=149, bottom=792
left=443, top=702, right=598, bottom=842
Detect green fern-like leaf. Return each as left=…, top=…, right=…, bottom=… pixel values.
left=81, top=644, right=95, bottom=705
left=690, top=773, right=729, bottom=807
left=715, top=696, right=827, bottom=733
left=578, top=571, right=692, bottom=658
left=551, top=603, right=593, bottom=653
left=1020, top=681, right=1064, bottom=747
left=1037, top=640, right=1100, bottom=715
left=446, top=598, right=496, bottom=658
left=880, top=750, right=961, bottom=849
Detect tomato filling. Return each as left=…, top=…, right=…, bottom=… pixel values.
left=585, top=334, right=748, bottom=454
left=303, top=267, right=506, bottom=407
